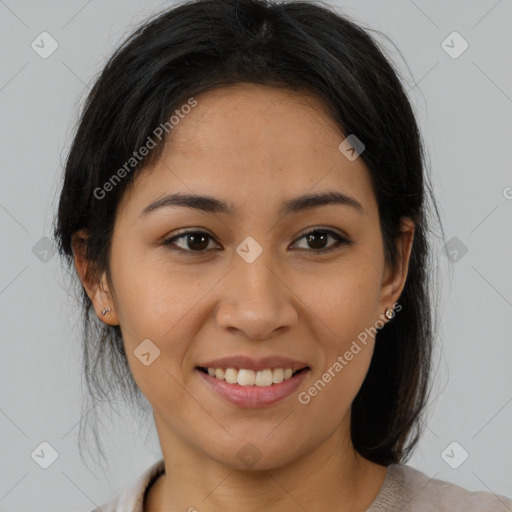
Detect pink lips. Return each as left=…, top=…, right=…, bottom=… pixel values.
left=197, top=368, right=309, bottom=408
left=195, top=355, right=310, bottom=408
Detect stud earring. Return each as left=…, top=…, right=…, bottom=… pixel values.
left=102, top=306, right=111, bottom=316
left=385, top=308, right=394, bottom=320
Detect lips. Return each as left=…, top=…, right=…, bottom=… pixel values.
left=195, top=355, right=310, bottom=407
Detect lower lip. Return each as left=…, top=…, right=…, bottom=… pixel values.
left=196, top=369, right=309, bottom=408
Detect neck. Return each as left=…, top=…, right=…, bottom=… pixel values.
left=145, top=416, right=387, bottom=512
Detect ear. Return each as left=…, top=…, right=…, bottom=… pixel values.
left=71, top=229, right=120, bottom=326
left=379, top=217, right=415, bottom=318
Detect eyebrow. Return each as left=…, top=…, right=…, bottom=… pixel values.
left=140, top=190, right=364, bottom=218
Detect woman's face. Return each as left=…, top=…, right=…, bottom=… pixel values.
left=80, top=83, right=414, bottom=470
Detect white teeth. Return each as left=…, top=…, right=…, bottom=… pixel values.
left=237, top=369, right=255, bottom=386
left=272, top=368, right=284, bottom=383
left=204, top=367, right=301, bottom=386
left=224, top=368, right=238, bottom=384
left=255, top=369, right=273, bottom=386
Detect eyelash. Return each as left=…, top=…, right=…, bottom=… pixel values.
left=162, top=228, right=352, bottom=256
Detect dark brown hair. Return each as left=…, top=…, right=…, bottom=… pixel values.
left=53, top=0, right=443, bottom=469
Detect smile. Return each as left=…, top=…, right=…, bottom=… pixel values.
left=196, top=365, right=310, bottom=408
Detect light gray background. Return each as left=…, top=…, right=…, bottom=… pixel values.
left=1, top=0, right=511, bottom=510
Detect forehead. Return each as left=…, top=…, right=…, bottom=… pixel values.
left=165, top=83, right=343, bottom=163
left=120, top=83, right=375, bottom=218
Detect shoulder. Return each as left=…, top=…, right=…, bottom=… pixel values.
left=89, top=458, right=165, bottom=512
left=368, top=463, right=512, bottom=512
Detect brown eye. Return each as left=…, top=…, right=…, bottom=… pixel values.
left=291, top=229, right=352, bottom=253
left=163, top=230, right=220, bottom=253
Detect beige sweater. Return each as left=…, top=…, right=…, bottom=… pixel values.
left=91, top=458, right=512, bottom=511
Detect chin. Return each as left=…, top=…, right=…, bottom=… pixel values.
left=202, top=432, right=310, bottom=472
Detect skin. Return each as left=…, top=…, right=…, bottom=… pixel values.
left=73, top=82, right=415, bottom=511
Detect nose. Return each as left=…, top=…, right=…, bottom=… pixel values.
left=215, top=249, right=299, bottom=340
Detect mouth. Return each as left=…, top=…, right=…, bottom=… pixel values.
left=195, top=364, right=310, bottom=408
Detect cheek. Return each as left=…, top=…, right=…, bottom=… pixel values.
left=107, top=251, right=195, bottom=392
left=295, top=259, right=382, bottom=344
left=292, top=253, right=382, bottom=404
left=297, top=293, right=378, bottom=426
left=110, top=245, right=203, bottom=337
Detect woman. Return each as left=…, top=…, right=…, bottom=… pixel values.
left=53, top=0, right=512, bottom=510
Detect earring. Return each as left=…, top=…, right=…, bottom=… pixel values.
left=102, top=306, right=111, bottom=316
left=385, top=308, right=394, bottom=320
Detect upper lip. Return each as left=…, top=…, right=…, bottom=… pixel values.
left=197, top=355, right=310, bottom=372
